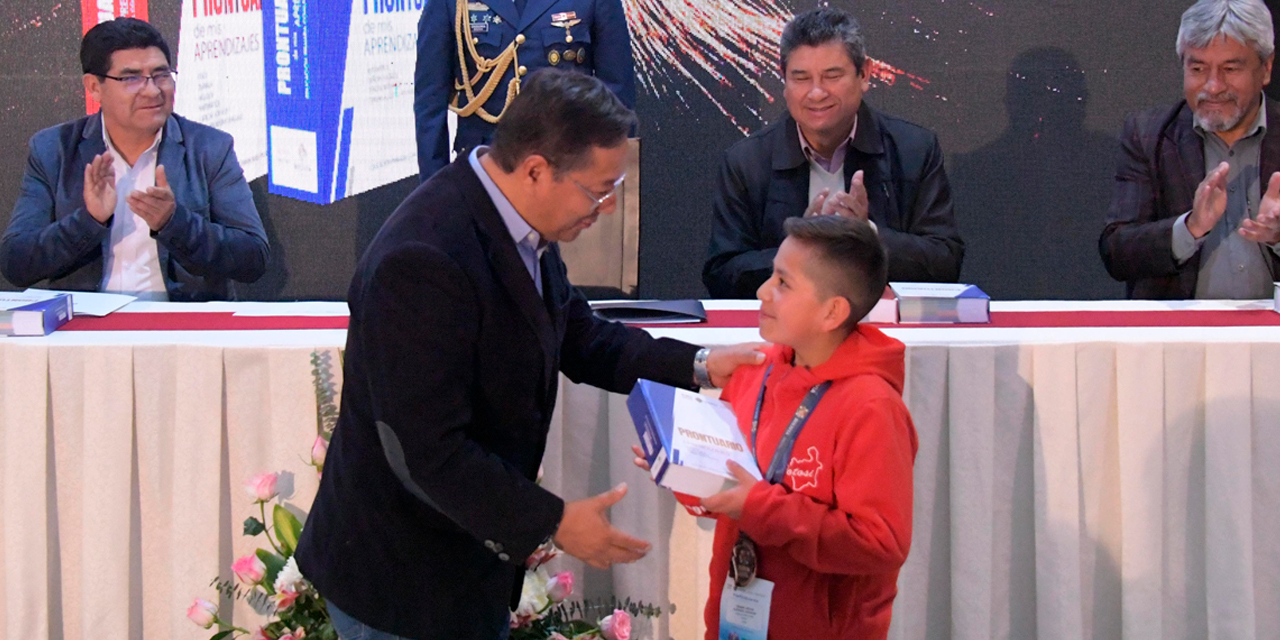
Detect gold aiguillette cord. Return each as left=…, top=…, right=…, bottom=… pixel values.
left=450, top=0, right=521, bottom=123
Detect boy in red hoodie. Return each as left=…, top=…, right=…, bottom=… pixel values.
left=643, top=216, right=917, bottom=639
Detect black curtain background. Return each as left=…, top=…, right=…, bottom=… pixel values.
left=2, top=1, right=1273, bottom=300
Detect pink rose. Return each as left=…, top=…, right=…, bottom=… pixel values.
left=244, top=472, right=279, bottom=502
left=546, top=571, right=574, bottom=602
left=186, top=598, right=217, bottom=628
left=278, top=634, right=295, bottom=640
left=250, top=627, right=270, bottom=640
left=274, top=587, right=300, bottom=611
left=293, top=628, right=307, bottom=639
left=311, top=436, right=328, bottom=468
left=599, top=609, right=631, bottom=640
left=232, top=554, right=266, bottom=585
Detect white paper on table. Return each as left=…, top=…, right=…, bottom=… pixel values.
left=25, top=289, right=136, bottom=316
left=218, top=302, right=350, bottom=317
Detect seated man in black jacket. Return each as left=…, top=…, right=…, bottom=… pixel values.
left=703, top=7, right=964, bottom=299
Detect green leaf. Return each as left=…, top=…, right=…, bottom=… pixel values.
left=255, top=548, right=287, bottom=592
left=273, top=505, right=304, bottom=556
left=243, top=517, right=265, bottom=537
left=210, top=631, right=234, bottom=640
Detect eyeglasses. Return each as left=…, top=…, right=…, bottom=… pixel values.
left=101, top=70, right=177, bottom=93
left=571, top=174, right=626, bottom=213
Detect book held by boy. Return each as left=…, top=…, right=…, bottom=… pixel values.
left=627, top=379, right=762, bottom=516
left=889, top=282, right=991, bottom=324
left=0, top=293, right=73, bottom=336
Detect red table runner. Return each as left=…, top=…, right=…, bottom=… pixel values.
left=56, top=308, right=1280, bottom=332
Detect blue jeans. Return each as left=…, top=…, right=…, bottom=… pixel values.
left=327, top=602, right=414, bottom=640
left=326, top=602, right=510, bottom=640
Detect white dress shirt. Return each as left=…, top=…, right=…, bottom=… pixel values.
left=99, top=117, right=169, bottom=300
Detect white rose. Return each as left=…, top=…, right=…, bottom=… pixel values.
left=273, top=556, right=305, bottom=594
left=514, top=568, right=551, bottom=619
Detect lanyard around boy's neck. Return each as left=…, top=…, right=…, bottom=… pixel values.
left=750, top=364, right=833, bottom=484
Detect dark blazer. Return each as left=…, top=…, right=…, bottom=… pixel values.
left=0, top=113, right=268, bottom=300
left=415, top=0, right=635, bottom=179
left=702, top=103, right=965, bottom=299
left=1099, top=100, right=1280, bottom=299
left=0, top=114, right=267, bottom=299
left=294, top=159, right=699, bottom=639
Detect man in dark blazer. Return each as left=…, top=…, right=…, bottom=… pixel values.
left=703, top=8, right=964, bottom=299
left=295, top=69, right=763, bottom=640
left=415, top=0, right=635, bottom=180
left=1100, top=0, right=1280, bottom=299
left=0, top=18, right=268, bottom=301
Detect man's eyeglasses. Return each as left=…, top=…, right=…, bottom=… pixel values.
left=101, top=70, right=177, bottom=93
left=571, top=174, right=626, bottom=213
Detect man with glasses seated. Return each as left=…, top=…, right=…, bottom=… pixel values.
left=0, top=18, right=268, bottom=301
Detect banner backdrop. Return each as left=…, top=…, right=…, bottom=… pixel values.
left=175, top=0, right=269, bottom=179
left=80, top=0, right=149, bottom=114
left=262, top=0, right=420, bottom=204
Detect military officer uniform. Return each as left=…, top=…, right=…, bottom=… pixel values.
left=415, top=0, right=636, bottom=179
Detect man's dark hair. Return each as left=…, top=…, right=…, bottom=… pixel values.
left=783, top=215, right=887, bottom=331
left=489, top=68, right=637, bottom=174
left=779, top=7, right=867, bottom=76
left=81, top=18, right=173, bottom=77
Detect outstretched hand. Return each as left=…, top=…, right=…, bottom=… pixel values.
left=553, top=483, right=651, bottom=570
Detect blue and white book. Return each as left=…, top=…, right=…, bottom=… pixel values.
left=889, top=282, right=991, bottom=324
left=627, top=379, right=762, bottom=517
left=0, top=293, right=73, bottom=336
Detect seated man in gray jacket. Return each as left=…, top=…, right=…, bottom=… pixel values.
left=1, top=18, right=268, bottom=301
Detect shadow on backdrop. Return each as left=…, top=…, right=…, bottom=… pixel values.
left=951, top=47, right=1122, bottom=300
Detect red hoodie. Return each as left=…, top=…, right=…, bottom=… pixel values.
left=703, top=326, right=918, bottom=640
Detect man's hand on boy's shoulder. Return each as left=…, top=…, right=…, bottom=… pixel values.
left=706, top=342, right=770, bottom=388
left=701, top=461, right=760, bottom=521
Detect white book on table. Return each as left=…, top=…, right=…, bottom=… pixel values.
left=890, top=282, right=991, bottom=324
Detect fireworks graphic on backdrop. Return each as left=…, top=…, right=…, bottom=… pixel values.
left=3, top=3, right=63, bottom=37
left=624, top=0, right=936, bottom=134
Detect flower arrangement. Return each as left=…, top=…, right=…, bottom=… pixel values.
left=187, top=350, right=662, bottom=640
left=186, top=438, right=332, bottom=640
left=509, top=549, right=661, bottom=640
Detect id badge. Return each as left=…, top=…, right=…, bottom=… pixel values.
left=718, top=576, right=773, bottom=640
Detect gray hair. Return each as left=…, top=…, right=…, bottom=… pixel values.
left=1176, top=0, right=1275, bottom=62
left=780, top=7, right=867, bottom=75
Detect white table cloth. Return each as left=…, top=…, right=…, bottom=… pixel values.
left=3, top=300, right=1279, bottom=640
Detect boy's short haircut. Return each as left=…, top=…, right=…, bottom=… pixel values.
left=783, top=215, right=888, bottom=330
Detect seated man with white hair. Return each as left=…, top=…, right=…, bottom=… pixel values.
left=1101, top=0, right=1280, bottom=299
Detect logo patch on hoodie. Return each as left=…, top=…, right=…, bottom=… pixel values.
left=786, top=446, right=823, bottom=492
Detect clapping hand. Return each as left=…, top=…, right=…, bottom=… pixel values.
left=127, top=164, right=177, bottom=231
left=1187, top=161, right=1230, bottom=238
left=83, top=153, right=117, bottom=223
left=1239, top=171, right=1280, bottom=245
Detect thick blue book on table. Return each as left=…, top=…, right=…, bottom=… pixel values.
left=0, top=294, right=73, bottom=336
